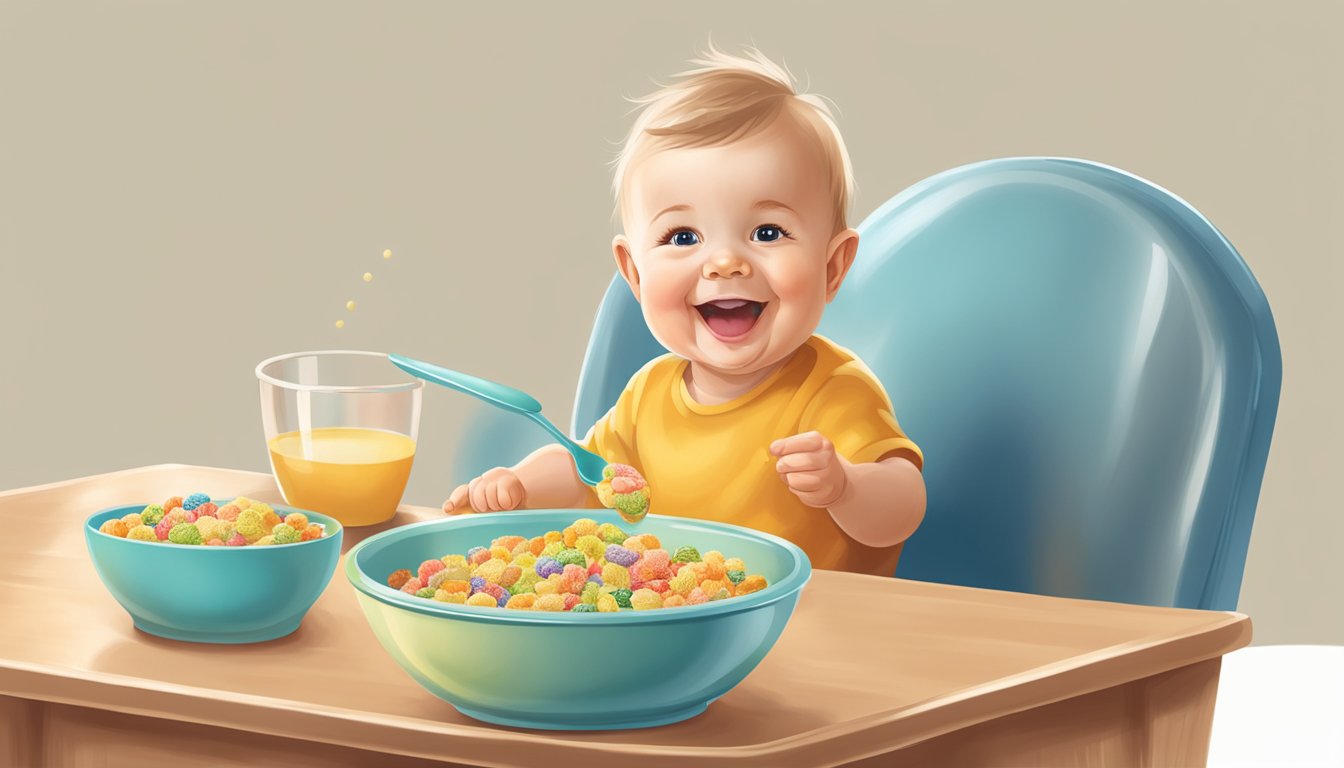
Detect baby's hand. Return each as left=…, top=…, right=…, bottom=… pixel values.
left=769, top=431, right=850, bottom=509
left=442, top=467, right=526, bottom=514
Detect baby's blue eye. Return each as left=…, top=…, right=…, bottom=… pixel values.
left=671, top=230, right=699, bottom=247
left=753, top=226, right=784, bottom=242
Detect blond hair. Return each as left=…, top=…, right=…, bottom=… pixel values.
left=613, top=45, right=855, bottom=231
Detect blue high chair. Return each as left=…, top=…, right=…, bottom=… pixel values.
left=454, top=158, right=1282, bottom=612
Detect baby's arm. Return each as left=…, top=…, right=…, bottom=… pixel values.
left=443, top=444, right=591, bottom=513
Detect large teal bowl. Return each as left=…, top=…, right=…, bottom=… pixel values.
left=85, top=502, right=343, bottom=643
left=345, top=510, right=812, bottom=730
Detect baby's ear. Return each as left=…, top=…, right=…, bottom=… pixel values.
left=612, top=235, right=642, bottom=303
left=824, top=228, right=860, bottom=302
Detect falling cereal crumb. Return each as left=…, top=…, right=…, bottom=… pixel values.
left=383, top=249, right=392, bottom=259
left=335, top=320, right=345, bottom=329
left=346, top=300, right=356, bottom=311
left=363, top=272, right=373, bottom=282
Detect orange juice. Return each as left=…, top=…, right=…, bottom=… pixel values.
left=267, top=427, right=416, bottom=526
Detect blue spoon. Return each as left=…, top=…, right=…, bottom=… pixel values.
left=387, top=353, right=609, bottom=486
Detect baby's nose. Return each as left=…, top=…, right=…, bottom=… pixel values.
left=702, top=252, right=752, bottom=280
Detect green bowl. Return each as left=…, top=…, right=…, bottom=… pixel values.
left=345, top=510, right=812, bottom=730
left=85, top=501, right=343, bottom=643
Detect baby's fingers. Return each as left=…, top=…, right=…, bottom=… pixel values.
left=781, top=470, right=828, bottom=493
left=775, top=450, right=829, bottom=474
left=770, top=431, right=830, bottom=457
left=442, top=483, right=471, bottom=514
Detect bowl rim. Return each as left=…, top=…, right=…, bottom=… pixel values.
left=344, top=510, right=813, bottom=625
left=255, top=350, right=424, bottom=394
left=86, top=500, right=344, bottom=549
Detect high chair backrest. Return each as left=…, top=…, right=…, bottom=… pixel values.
left=557, top=157, right=1282, bottom=610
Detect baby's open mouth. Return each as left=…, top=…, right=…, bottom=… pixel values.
left=695, top=298, right=766, bottom=340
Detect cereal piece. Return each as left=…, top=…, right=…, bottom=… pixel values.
left=469, top=576, right=486, bottom=594
left=726, top=569, right=746, bottom=585
left=595, top=480, right=616, bottom=508
left=195, top=517, right=224, bottom=542
left=560, top=564, right=588, bottom=594
left=489, top=544, right=511, bottom=560
left=613, top=489, right=650, bottom=523
left=226, top=532, right=247, bottom=547
left=193, top=502, right=218, bottom=518
left=555, top=549, right=586, bottom=568
left=346, top=300, right=356, bottom=312
left=630, top=588, right=663, bottom=610
left=415, top=587, right=436, bottom=599
left=596, top=593, right=619, bottom=612
left=418, top=559, right=446, bottom=584
left=562, top=527, right=579, bottom=548
left=335, top=320, right=345, bottom=329
left=438, top=579, right=471, bottom=594
left=611, top=588, right=633, bottom=609
left=363, top=272, right=373, bottom=282
left=662, top=594, right=687, bottom=608
left=724, top=557, right=745, bottom=571
left=571, top=518, right=599, bottom=537
left=120, top=512, right=144, bottom=528
left=182, top=493, right=211, bottom=511
left=534, top=556, right=563, bottom=579
left=604, top=545, right=639, bottom=567
left=527, top=537, right=547, bottom=556
left=601, top=563, right=631, bottom=589
left=167, top=523, right=203, bottom=545
left=230, top=497, right=254, bottom=510
left=644, top=579, right=670, bottom=594
left=509, top=571, right=540, bottom=595
left=439, top=592, right=468, bottom=604
left=215, top=504, right=242, bottom=523
left=301, top=524, right=324, bottom=541
left=235, top=509, right=266, bottom=542
left=686, top=588, right=709, bottom=605
left=493, top=535, right=526, bottom=551
left=254, top=535, right=277, bottom=546
left=127, top=525, right=157, bottom=542
left=400, top=577, right=424, bottom=594
left=99, top=519, right=130, bottom=538
left=505, top=593, right=537, bottom=610
left=468, top=547, right=492, bottom=566
left=284, top=512, right=309, bottom=530
left=481, top=583, right=510, bottom=606
left=571, top=603, right=597, bottom=612
left=153, top=517, right=174, bottom=540
left=139, top=504, right=165, bottom=527
left=543, top=531, right=563, bottom=544
left=580, top=582, right=601, bottom=604
left=574, top=534, right=605, bottom=562
left=736, top=575, right=768, bottom=595
left=383, top=249, right=392, bottom=259
left=512, top=552, right=537, bottom=570
left=562, top=593, right=581, bottom=611
left=271, top=524, right=300, bottom=545
left=474, top=558, right=507, bottom=584
left=541, top=541, right=564, bottom=558
left=597, top=523, right=628, bottom=545
left=533, top=578, right=559, bottom=596
left=669, top=568, right=698, bottom=596
left=602, top=463, right=642, bottom=480
left=204, top=538, right=224, bottom=546
left=672, top=546, right=701, bottom=563
left=498, top=564, right=522, bottom=588
left=534, top=594, right=566, bottom=612
left=162, top=496, right=184, bottom=514
left=466, top=592, right=496, bottom=607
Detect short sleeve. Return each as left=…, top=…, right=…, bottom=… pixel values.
left=798, top=362, right=923, bottom=470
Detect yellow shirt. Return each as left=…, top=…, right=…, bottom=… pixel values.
left=580, top=335, right=923, bottom=576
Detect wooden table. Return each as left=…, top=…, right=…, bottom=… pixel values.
left=0, top=465, right=1250, bottom=767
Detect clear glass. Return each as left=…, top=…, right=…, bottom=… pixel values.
left=256, top=351, right=423, bottom=527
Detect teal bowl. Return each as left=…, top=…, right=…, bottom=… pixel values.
left=85, top=501, right=343, bottom=643
left=345, top=509, right=812, bottom=730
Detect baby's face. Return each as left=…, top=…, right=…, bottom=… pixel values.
left=616, top=123, right=856, bottom=377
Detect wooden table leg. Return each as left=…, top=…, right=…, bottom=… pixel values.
left=842, top=658, right=1221, bottom=768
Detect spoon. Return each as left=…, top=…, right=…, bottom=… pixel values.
left=387, top=353, right=609, bottom=486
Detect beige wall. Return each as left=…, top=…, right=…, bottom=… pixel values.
left=2, top=1, right=1339, bottom=644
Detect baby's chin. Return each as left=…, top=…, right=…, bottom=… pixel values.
left=684, top=326, right=788, bottom=375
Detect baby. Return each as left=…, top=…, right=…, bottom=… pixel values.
left=444, top=47, right=926, bottom=576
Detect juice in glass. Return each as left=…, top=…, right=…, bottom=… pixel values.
left=267, top=427, right=416, bottom=527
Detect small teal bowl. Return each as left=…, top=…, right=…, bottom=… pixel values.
left=345, top=510, right=812, bottom=730
left=85, top=501, right=343, bottom=643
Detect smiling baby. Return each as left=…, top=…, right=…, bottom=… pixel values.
left=445, top=47, right=926, bottom=576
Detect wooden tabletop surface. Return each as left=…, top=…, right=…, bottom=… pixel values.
left=0, top=465, right=1251, bottom=767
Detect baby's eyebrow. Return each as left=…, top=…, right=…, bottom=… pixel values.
left=652, top=204, right=693, bottom=222
left=753, top=200, right=798, bottom=216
